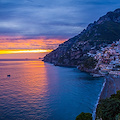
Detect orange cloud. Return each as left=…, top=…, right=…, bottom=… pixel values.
left=0, top=36, right=67, bottom=50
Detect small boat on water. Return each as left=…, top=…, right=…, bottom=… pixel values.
left=7, top=75, right=11, bottom=77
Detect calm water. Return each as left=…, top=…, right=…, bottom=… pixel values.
left=0, top=60, right=104, bottom=120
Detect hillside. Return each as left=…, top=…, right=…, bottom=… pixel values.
left=43, top=8, right=120, bottom=71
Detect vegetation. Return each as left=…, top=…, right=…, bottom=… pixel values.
left=82, top=56, right=97, bottom=69
left=44, top=9, right=120, bottom=68
left=76, top=112, right=92, bottom=120
left=115, top=113, right=120, bottom=120
left=75, top=91, right=120, bottom=120
left=79, top=21, right=120, bottom=44
left=96, top=90, right=120, bottom=120
left=110, top=90, right=120, bottom=100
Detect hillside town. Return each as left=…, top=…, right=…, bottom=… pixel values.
left=88, top=40, right=120, bottom=76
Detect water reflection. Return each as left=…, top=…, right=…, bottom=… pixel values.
left=0, top=60, right=104, bottom=120
left=0, top=60, right=51, bottom=119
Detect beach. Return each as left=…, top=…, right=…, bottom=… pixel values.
left=100, top=74, right=120, bottom=100
left=93, top=74, right=120, bottom=120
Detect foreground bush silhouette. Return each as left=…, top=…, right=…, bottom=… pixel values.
left=115, top=113, right=120, bottom=120
left=96, top=91, right=120, bottom=120
left=96, top=98, right=120, bottom=120
left=110, top=90, right=120, bottom=100
left=76, top=112, right=92, bottom=120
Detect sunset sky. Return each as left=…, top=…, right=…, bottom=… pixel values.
left=0, top=0, right=120, bottom=58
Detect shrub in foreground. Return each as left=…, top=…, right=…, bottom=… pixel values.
left=110, top=90, right=120, bottom=100
left=115, top=113, right=120, bottom=120
left=76, top=112, right=92, bottom=120
left=96, top=90, right=120, bottom=120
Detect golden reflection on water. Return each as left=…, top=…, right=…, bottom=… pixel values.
left=0, top=59, right=105, bottom=120
left=14, top=60, right=49, bottom=100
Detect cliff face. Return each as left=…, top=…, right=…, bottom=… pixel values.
left=43, top=35, right=80, bottom=65
left=43, top=8, right=120, bottom=69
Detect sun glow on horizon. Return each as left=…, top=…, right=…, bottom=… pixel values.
left=0, top=49, right=52, bottom=54
left=0, top=36, right=66, bottom=58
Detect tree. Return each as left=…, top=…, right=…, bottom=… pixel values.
left=76, top=112, right=92, bottom=120
left=110, top=90, right=120, bottom=100
left=96, top=98, right=120, bottom=120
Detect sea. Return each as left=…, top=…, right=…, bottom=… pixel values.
left=0, top=59, right=104, bottom=120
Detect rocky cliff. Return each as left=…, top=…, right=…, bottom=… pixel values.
left=43, top=8, right=120, bottom=71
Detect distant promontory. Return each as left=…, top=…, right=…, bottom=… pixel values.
left=43, top=8, right=120, bottom=76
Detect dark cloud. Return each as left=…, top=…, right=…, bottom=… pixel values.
left=0, top=0, right=120, bottom=39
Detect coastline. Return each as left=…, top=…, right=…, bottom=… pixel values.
left=100, top=74, right=120, bottom=100
left=92, top=76, right=106, bottom=120
left=44, top=61, right=120, bottom=120
left=93, top=74, right=120, bottom=120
